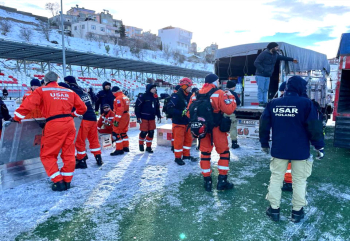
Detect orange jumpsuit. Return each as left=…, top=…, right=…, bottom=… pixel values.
left=75, top=120, right=101, bottom=160
left=23, top=89, right=43, bottom=119
left=113, top=92, right=130, bottom=151
left=187, top=84, right=236, bottom=177
left=284, top=162, right=292, bottom=184
left=97, top=110, right=115, bottom=134
left=14, top=82, right=87, bottom=183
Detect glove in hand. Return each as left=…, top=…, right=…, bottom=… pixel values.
left=182, top=109, right=187, bottom=116
left=113, top=121, right=119, bottom=127
left=137, top=118, right=142, bottom=124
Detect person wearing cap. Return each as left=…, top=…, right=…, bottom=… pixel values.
left=2, top=87, right=8, bottom=99
left=167, top=84, right=181, bottom=152
left=254, top=42, right=298, bottom=107
left=97, top=104, right=115, bottom=135
left=23, top=78, right=43, bottom=119
left=259, top=75, right=324, bottom=223
left=64, top=76, right=103, bottom=168
left=187, top=73, right=237, bottom=192
left=224, top=80, right=241, bottom=149
left=13, top=71, right=87, bottom=191
left=110, top=86, right=130, bottom=156
left=135, top=83, right=161, bottom=153
left=95, top=81, right=115, bottom=114
left=167, top=77, right=198, bottom=165
left=40, top=79, right=45, bottom=86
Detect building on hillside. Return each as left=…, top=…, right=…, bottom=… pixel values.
left=142, top=31, right=161, bottom=45
left=71, top=20, right=120, bottom=40
left=158, top=26, right=192, bottom=54
left=67, top=5, right=96, bottom=17
left=125, top=26, right=143, bottom=38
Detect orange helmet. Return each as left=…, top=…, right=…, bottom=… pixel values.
left=179, top=77, right=193, bottom=87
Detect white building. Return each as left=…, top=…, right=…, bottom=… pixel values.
left=158, top=26, right=192, bottom=54
left=71, top=20, right=120, bottom=39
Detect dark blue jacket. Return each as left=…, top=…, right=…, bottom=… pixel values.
left=88, top=87, right=97, bottom=105
left=230, top=90, right=241, bottom=113
left=259, top=76, right=324, bottom=160
left=254, top=49, right=294, bottom=77
left=0, top=99, right=11, bottom=130
left=167, top=88, right=191, bottom=125
left=135, top=84, right=161, bottom=120
left=69, top=83, right=97, bottom=121
left=95, top=82, right=115, bottom=113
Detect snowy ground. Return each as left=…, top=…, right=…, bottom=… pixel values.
left=1, top=124, right=350, bottom=240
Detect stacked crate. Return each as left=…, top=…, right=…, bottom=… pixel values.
left=243, top=76, right=259, bottom=106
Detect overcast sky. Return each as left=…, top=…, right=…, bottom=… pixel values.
left=1, top=0, right=350, bottom=58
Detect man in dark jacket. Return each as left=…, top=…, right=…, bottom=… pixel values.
left=135, top=83, right=161, bottom=153
left=88, top=87, right=96, bottom=107
left=254, top=42, right=298, bottom=107
left=64, top=76, right=103, bottom=168
left=95, top=81, right=115, bottom=114
left=224, top=80, right=241, bottom=149
left=259, top=75, right=324, bottom=223
left=167, top=78, right=198, bottom=165
left=2, top=87, right=8, bottom=99
left=0, top=98, right=11, bottom=137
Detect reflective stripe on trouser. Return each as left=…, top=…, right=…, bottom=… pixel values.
left=121, top=133, right=129, bottom=148
left=225, top=113, right=238, bottom=141
left=200, top=152, right=211, bottom=177
left=146, top=136, right=153, bottom=148
left=284, top=162, right=292, bottom=183
left=173, top=123, right=193, bottom=159
left=266, top=158, right=313, bottom=211
left=40, top=119, right=76, bottom=183
left=76, top=120, right=101, bottom=160
left=114, top=133, right=123, bottom=151
left=199, top=126, right=230, bottom=177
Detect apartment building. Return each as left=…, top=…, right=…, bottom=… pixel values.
left=158, top=26, right=192, bottom=54
left=71, top=20, right=120, bottom=39
left=125, top=26, right=143, bottom=38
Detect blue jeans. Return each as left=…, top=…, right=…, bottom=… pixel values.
left=256, top=76, right=270, bottom=103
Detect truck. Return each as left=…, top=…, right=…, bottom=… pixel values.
left=214, top=42, right=331, bottom=138
left=333, top=33, right=350, bottom=148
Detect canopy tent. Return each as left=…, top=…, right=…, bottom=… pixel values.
left=337, top=33, right=350, bottom=58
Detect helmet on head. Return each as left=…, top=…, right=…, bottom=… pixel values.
left=179, top=77, right=193, bottom=87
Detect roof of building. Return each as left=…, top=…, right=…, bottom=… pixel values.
left=160, top=26, right=192, bottom=33
left=337, top=33, right=350, bottom=58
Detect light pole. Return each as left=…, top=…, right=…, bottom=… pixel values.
left=60, top=0, right=66, bottom=76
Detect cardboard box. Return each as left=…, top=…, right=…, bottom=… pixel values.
left=157, top=124, right=173, bottom=146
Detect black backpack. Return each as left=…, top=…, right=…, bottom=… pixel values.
left=188, top=88, right=220, bottom=140
left=162, top=96, right=172, bottom=119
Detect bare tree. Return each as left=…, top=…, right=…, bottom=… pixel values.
left=114, top=45, right=128, bottom=57
left=19, top=27, right=33, bottom=42
left=38, top=22, right=50, bottom=41
left=108, top=34, right=119, bottom=45
left=85, top=32, right=95, bottom=41
left=162, top=44, right=173, bottom=61
left=0, top=20, right=12, bottom=36
left=45, top=2, right=60, bottom=17
left=173, top=50, right=186, bottom=65
left=101, top=35, right=109, bottom=46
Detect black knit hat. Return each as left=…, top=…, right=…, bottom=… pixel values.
left=64, top=76, right=77, bottom=84
left=102, top=104, right=111, bottom=109
left=267, top=42, right=279, bottom=50
left=226, top=80, right=236, bottom=88
left=30, top=78, right=41, bottom=87
left=111, top=86, right=120, bottom=92
left=205, top=73, right=219, bottom=83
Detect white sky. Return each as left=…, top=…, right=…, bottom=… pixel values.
left=2, top=0, right=350, bottom=58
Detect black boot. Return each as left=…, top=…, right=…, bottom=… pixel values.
left=282, top=181, right=293, bottom=192
left=52, top=181, right=67, bottom=191
left=231, top=140, right=240, bottom=149
left=95, top=154, right=103, bottom=166
left=291, top=207, right=305, bottom=223
left=266, top=206, right=280, bottom=222
left=139, top=144, right=144, bottom=152
left=76, top=158, right=87, bottom=169
left=217, top=175, right=234, bottom=191
left=175, top=158, right=185, bottom=166
left=146, top=147, right=153, bottom=153
left=65, top=182, right=71, bottom=190
left=171, top=146, right=174, bottom=152
left=204, top=176, right=212, bottom=192
left=183, top=156, right=199, bottom=162
left=110, top=150, right=124, bottom=156
left=123, top=147, right=130, bottom=152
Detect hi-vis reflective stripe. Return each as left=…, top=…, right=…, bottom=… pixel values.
left=77, top=151, right=86, bottom=154
left=74, top=111, right=82, bottom=117
left=123, top=97, right=128, bottom=99
left=61, top=172, right=74, bottom=176
left=202, top=169, right=211, bottom=173
left=183, top=146, right=191, bottom=150
left=115, top=115, right=122, bottom=118
left=108, top=117, right=114, bottom=120
left=192, top=96, right=196, bottom=100
left=174, top=149, right=183, bottom=152
left=14, top=111, right=25, bottom=119
left=123, top=138, right=129, bottom=141
left=43, top=88, right=71, bottom=92
left=171, top=139, right=174, bottom=141
left=116, top=140, right=123, bottom=143
left=145, top=140, right=152, bottom=143
left=97, top=127, right=101, bottom=130
left=139, top=139, right=145, bottom=141
left=50, top=171, right=61, bottom=179
left=218, top=165, right=229, bottom=170
left=90, top=148, right=101, bottom=151
left=286, top=170, right=292, bottom=173
left=211, top=94, right=219, bottom=97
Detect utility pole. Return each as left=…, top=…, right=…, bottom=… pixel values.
left=60, top=0, right=66, bottom=76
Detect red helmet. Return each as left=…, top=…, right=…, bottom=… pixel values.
left=179, top=77, right=193, bottom=87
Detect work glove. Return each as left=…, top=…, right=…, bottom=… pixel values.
left=316, top=148, right=324, bottom=160
left=182, top=109, right=187, bottom=116
left=262, top=147, right=270, bottom=155
left=137, top=118, right=142, bottom=124
left=95, top=111, right=99, bottom=116
left=157, top=117, right=161, bottom=124
left=113, top=121, right=119, bottom=127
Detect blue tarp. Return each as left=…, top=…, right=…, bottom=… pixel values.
left=337, top=33, right=350, bottom=58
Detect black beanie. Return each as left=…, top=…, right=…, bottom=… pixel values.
left=226, top=80, right=236, bottom=88
left=111, top=86, right=120, bottom=92
left=267, top=42, right=279, bottom=50
left=41, top=80, right=45, bottom=85
left=205, top=73, right=219, bottom=83
left=58, top=82, right=70, bottom=88
left=30, top=78, right=41, bottom=87
left=64, top=76, right=77, bottom=84
left=102, top=104, right=111, bottom=109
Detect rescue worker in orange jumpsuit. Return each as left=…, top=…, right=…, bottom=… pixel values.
left=13, top=71, right=87, bottom=191
left=135, top=84, right=161, bottom=153
left=64, top=76, right=103, bottom=168
left=110, top=86, right=130, bottom=156
left=167, top=78, right=197, bottom=165
left=23, top=79, right=43, bottom=119
left=97, top=104, right=115, bottom=135
left=187, top=74, right=237, bottom=192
